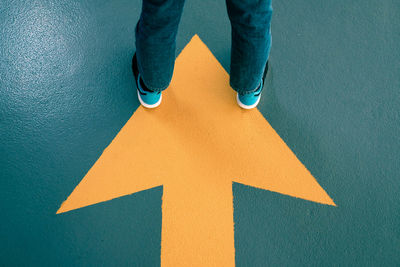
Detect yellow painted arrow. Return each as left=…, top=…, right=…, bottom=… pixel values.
left=57, top=34, right=335, bottom=266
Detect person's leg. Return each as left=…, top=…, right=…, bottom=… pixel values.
left=135, top=0, right=186, bottom=92
left=225, top=0, right=272, bottom=95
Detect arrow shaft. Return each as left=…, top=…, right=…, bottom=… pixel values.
left=161, top=182, right=235, bottom=266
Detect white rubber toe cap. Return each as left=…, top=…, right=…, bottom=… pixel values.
left=236, top=93, right=261, bottom=109
left=137, top=89, right=162, bottom=109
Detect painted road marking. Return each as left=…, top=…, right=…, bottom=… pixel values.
left=57, top=34, right=336, bottom=266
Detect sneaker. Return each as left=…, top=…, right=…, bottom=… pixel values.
left=237, top=61, right=269, bottom=109
left=132, top=53, right=162, bottom=108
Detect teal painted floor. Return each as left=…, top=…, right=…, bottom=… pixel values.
left=1, top=0, right=399, bottom=265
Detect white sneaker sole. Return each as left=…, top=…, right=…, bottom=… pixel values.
left=236, top=92, right=261, bottom=109
left=137, top=89, right=162, bottom=109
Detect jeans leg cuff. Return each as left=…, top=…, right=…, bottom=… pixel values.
left=141, top=77, right=170, bottom=92
left=231, top=79, right=262, bottom=95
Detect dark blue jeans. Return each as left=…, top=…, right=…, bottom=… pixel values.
left=135, top=0, right=272, bottom=94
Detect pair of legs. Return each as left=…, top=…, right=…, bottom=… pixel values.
left=135, top=0, right=272, bottom=95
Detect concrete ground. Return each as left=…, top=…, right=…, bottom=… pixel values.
left=1, top=0, right=399, bottom=265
